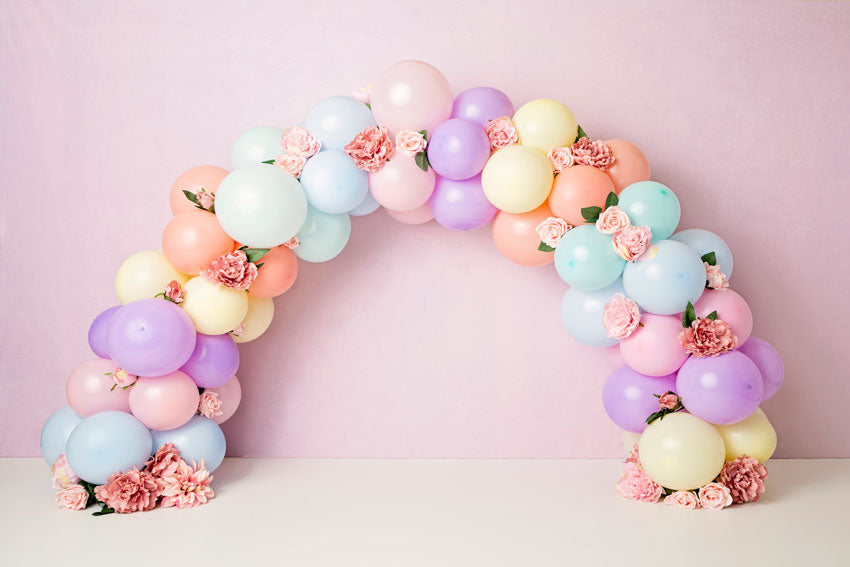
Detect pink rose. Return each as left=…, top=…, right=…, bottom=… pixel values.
left=283, top=236, right=300, bottom=250
left=720, top=456, right=768, bottom=504
left=198, top=391, right=224, bottom=419
left=164, top=280, right=185, bottom=304
left=112, top=368, right=137, bottom=389
left=678, top=317, right=739, bottom=357
left=705, top=263, right=729, bottom=290
left=485, top=116, right=519, bottom=151
left=196, top=188, right=215, bottom=210
left=616, top=463, right=663, bottom=503
left=570, top=137, right=615, bottom=169
left=281, top=126, right=321, bottom=157
left=698, top=482, right=733, bottom=510
left=230, top=322, right=246, bottom=337
left=535, top=216, right=572, bottom=248
left=658, top=392, right=679, bottom=410
left=612, top=225, right=652, bottom=261
left=94, top=467, right=159, bottom=513
left=395, top=130, right=427, bottom=157
left=596, top=205, right=631, bottom=235
left=56, top=484, right=89, bottom=511
left=51, top=454, right=79, bottom=489
left=664, top=491, right=700, bottom=510
left=274, top=153, right=307, bottom=177
left=602, top=293, right=641, bottom=339
left=547, top=147, right=574, bottom=173
left=344, top=126, right=393, bottom=172
left=202, top=250, right=258, bottom=291
left=349, top=85, right=372, bottom=105
left=160, top=459, right=215, bottom=509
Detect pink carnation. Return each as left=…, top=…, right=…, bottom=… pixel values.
left=281, top=126, right=321, bottom=158
left=602, top=293, right=641, bottom=339
left=160, top=459, right=215, bottom=509
left=705, top=263, right=729, bottom=290
left=624, top=444, right=640, bottom=465
left=596, top=206, right=631, bottom=235
left=698, top=482, right=733, bottom=510
left=616, top=463, right=663, bottom=503
left=94, top=467, right=158, bottom=513
left=612, top=225, right=652, bottom=261
left=196, top=188, right=215, bottom=210
left=664, top=491, right=700, bottom=510
left=658, top=392, right=679, bottom=410
left=51, top=454, right=79, bottom=489
left=570, top=137, right=615, bottom=169
left=344, top=126, right=393, bottom=172
left=274, top=153, right=307, bottom=177
left=720, top=456, right=768, bottom=504
left=283, top=236, right=300, bottom=250
left=547, top=147, right=573, bottom=173
left=349, top=85, right=372, bottom=105
left=56, top=484, right=89, bottom=511
left=165, top=280, right=185, bottom=304
left=199, top=391, right=224, bottom=419
left=535, top=216, right=572, bottom=248
left=679, top=318, right=739, bottom=357
left=202, top=250, right=258, bottom=291
left=395, top=130, right=427, bottom=157
left=486, top=116, right=519, bottom=151
left=145, top=443, right=183, bottom=484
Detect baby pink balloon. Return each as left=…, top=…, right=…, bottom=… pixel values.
left=369, top=157, right=435, bottom=212
left=385, top=202, right=434, bottom=225
left=129, top=371, right=200, bottom=431
left=204, top=376, right=242, bottom=424
left=691, top=289, right=753, bottom=346
left=620, top=314, right=688, bottom=376
left=66, top=358, right=130, bottom=416
left=371, top=61, right=453, bottom=135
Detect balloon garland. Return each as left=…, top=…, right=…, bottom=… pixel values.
left=41, top=60, right=783, bottom=514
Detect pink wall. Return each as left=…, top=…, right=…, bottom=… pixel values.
left=1, top=1, right=848, bottom=458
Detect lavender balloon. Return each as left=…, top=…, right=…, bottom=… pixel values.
left=426, top=119, right=490, bottom=180
left=87, top=305, right=120, bottom=358
left=738, top=337, right=784, bottom=401
left=429, top=174, right=497, bottom=231
left=106, top=298, right=196, bottom=377
left=676, top=351, right=764, bottom=425
left=602, top=366, right=678, bottom=433
left=180, top=333, right=240, bottom=388
left=451, top=87, right=514, bottom=127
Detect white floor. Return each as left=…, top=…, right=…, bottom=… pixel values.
left=1, top=458, right=848, bottom=566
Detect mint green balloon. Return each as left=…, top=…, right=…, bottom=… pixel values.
left=231, top=126, right=284, bottom=169
left=295, top=207, right=352, bottom=263
left=618, top=181, right=681, bottom=240
left=554, top=225, right=625, bottom=291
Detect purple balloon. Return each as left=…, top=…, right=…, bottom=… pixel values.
left=426, top=119, right=490, bottom=181
left=429, top=174, right=497, bottom=231
left=451, top=87, right=514, bottom=127
left=738, top=337, right=784, bottom=401
left=602, top=366, right=678, bottom=433
left=180, top=333, right=240, bottom=388
left=676, top=351, right=764, bottom=425
left=87, top=305, right=120, bottom=358
left=106, top=298, right=196, bottom=377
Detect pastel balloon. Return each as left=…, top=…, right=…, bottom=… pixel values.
left=294, top=207, right=351, bottom=263
left=215, top=164, right=308, bottom=248
left=602, top=366, right=678, bottom=433
left=554, top=225, right=625, bottom=291
left=622, top=430, right=642, bottom=454
left=129, top=371, right=200, bottom=431
left=303, top=95, right=376, bottom=150
left=692, top=289, right=753, bottom=346
left=40, top=406, right=83, bottom=465
left=619, top=314, right=687, bottom=376
left=676, top=351, right=764, bottom=425
left=451, top=87, right=514, bottom=127
left=168, top=165, right=229, bottom=215
left=670, top=228, right=734, bottom=277
left=623, top=240, right=705, bottom=315
left=638, top=412, right=726, bottom=490
left=548, top=165, right=617, bottom=226
left=738, top=337, right=784, bottom=400
left=180, top=276, right=249, bottom=335
left=180, top=333, right=240, bottom=388
left=371, top=60, right=453, bottom=134
left=87, top=305, right=120, bottom=358
left=481, top=144, right=553, bottom=213
left=232, top=294, right=274, bottom=343
left=151, top=415, right=226, bottom=472
left=231, top=126, right=284, bottom=169
left=617, top=181, right=681, bottom=241
left=714, top=408, right=777, bottom=462
left=561, top=279, right=626, bottom=347
left=490, top=204, right=555, bottom=267
left=429, top=174, right=497, bottom=230
left=299, top=150, right=369, bottom=214
left=65, top=411, right=153, bottom=485
left=385, top=202, right=434, bottom=225
left=66, top=358, right=131, bottom=417
left=204, top=376, right=242, bottom=424
left=106, top=298, right=196, bottom=377
left=162, top=210, right=235, bottom=274
left=368, top=154, right=435, bottom=211
left=603, top=140, right=650, bottom=192
left=605, top=344, right=626, bottom=368
left=114, top=250, right=189, bottom=305
left=512, top=98, right=577, bottom=152
left=246, top=245, right=298, bottom=298
left=348, top=191, right=380, bottom=216
left=426, top=119, right=490, bottom=180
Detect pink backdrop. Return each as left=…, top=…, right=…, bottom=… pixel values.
left=1, top=1, right=848, bottom=458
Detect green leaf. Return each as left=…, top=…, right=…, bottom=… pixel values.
left=701, top=251, right=717, bottom=266
left=243, top=248, right=270, bottom=263
left=537, top=242, right=555, bottom=252
left=208, top=204, right=215, bottom=214
left=255, top=262, right=265, bottom=269
left=575, top=125, right=589, bottom=142
left=604, top=191, right=618, bottom=209
left=580, top=206, right=602, bottom=222
left=706, top=310, right=718, bottom=321
left=682, top=302, right=697, bottom=328
left=182, top=190, right=200, bottom=205
left=646, top=410, right=665, bottom=425
left=365, top=102, right=371, bottom=109
left=418, top=129, right=428, bottom=141
left=414, top=151, right=430, bottom=172
left=92, top=505, right=115, bottom=516
left=260, top=159, right=275, bottom=164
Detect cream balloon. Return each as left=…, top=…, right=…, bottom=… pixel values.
left=512, top=99, right=578, bottom=152
left=622, top=430, right=641, bottom=454
left=114, top=251, right=189, bottom=304
left=180, top=277, right=249, bottom=335
left=638, top=413, right=726, bottom=490
left=232, top=294, right=274, bottom=343
left=481, top=145, right=553, bottom=213
left=714, top=409, right=777, bottom=463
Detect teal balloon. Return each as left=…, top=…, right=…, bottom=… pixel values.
left=555, top=225, right=625, bottom=291
left=231, top=126, right=284, bottom=169
left=65, top=411, right=153, bottom=485
left=561, top=279, right=627, bottom=347
left=299, top=150, right=369, bottom=214
left=618, top=181, right=681, bottom=240
left=623, top=239, right=706, bottom=315
left=303, top=96, right=376, bottom=150
left=348, top=191, right=380, bottom=216
left=295, top=207, right=352, bottom=263
left=40, top=405, right=83, bottom=465
left=151, top=415, right=226, bottom=472
left=670, top=228, right=733, bottom=277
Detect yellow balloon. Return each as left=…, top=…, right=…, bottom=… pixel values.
left=622, top=430, right=642, bottom=454
left=638, top=413, right=726, bottom=490
left=481, top=145, right=553, bottom=213
left=180, top=276, right=249, bottom=335
left=114, top=250, right=189, bottom=304
left=232, top=294, right=275, bottom=343
left=714, top=408, right=777, bottom=463
left=512, top=98, right=578, bottom=152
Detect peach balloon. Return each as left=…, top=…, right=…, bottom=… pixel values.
left=205, top=376, right=242, bottom=424
left=66, top=358, right=130, bottom=417
left=129, top=371, right=200, bottom=431
left=548, top=165, right=616, bottom=226
left=247, top=245, right=298, bottom=298
left=692, top=288, right=754, bottom=346
left=620, top=314, right=688, bottom=376
left=369, top=157, right=436, bottom=212
left=168, top=165, right=229, bottom=215
left=385, top=202, right=434, bottom=225
left=162, top=210, right=235, bottom=274
left=491, top=203, right=555, bottom=267
left=604, top=140, right=650, bottom=192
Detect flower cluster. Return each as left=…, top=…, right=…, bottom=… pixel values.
left=547, top=137, right=614, bottom=172
left=274, top=126, right=321, bottom=177
left=602, top=293, right=641, bottom=339
left=344, top=125, right=394, bottom=172
left=199, top=390, right=224, bottom=419
left=154, top=280, right=185, bottom=304
left=679, top=303, right=739, bottom=358
left=705, top=262, right=729, bottom=289
left=202, top=250, right=258, bottom=291
left=283, top=236, right=300, bottom=250
left=486, top=116, right=519, bottom=152
left=535, top=216, right=573, bottom=249
left=583, top=193, right=651, bottom=261
left=616, top=446, right=663, bottom=503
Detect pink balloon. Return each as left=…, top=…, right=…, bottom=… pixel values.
left=691, top=289, right=753, bottom=346
left=603, top=344, right=626, bottom=368
left=369, top=156, right=435, bottom=212
left=129, top=371, right=199, bottom=431
left=620, top=314, right=687, bottom=376
left=204, top=376, right=242, bottom=424
left=371, top=60, right=453, bottom=135
left=385, top=202, right=434, bottom=225
left=66, top=358, right=130, bottom=416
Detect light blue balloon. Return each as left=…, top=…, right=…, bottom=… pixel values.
left=561, top=279, right=627, bottom=347
left=554, top=225, right=625, bottom=291
left=151, top=416, right=226, bottom=472
left=670, top=228, right=733, bottom=277
left=618, top=181, right=681, bottom=240
left=40, top=405, right=83, bottom=465
left=65, top=411, right=152, bottom=484
left=623, top=240, right=706, bottom=315
left=299, top=150, right=369, bottom=214
left=231, top=126, right=284, bottom=169
left=295, top=207, right=352, bottom=263
left=303, top=96, right=376, bottom=150
left=348, top=191, right=380, bottom=216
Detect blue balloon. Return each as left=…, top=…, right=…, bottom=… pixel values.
left=303, top=96, right=376, bottom=150
left=554, top=225, right=625, bottom=291
left=65, top=411, right=152, bottom=484
left=295, top=207, right=352, bottom=263
left=561, top=279, right=627, bottom=347
left=151, top=416, right=226, bottom=472
left=231, top=126, right=284, bottom=169
left=348, top=191, right=380, bottom=216
left=299, top=150, right=368, bottom=214
left=670, top=228, right=733, bottom=277
left=618, top=181, right=681, bottom=240
left=40, top=405, right=83, bottom=465
left=623, top=240, right=706, bottom=315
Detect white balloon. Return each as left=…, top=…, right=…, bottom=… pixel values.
left=231, top=126, right=284, bottom=169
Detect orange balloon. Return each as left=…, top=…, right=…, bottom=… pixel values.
left=548, top=165, right=615, bottom=226
left=162, top=210, right=235, bottom=274
left=491, top=203, right=555, bottom=267
left=247, top=245, right=298, bottom=298
left=168, top=165, right=229, bottom=215
left=604, top=140, right=650, bottom=192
